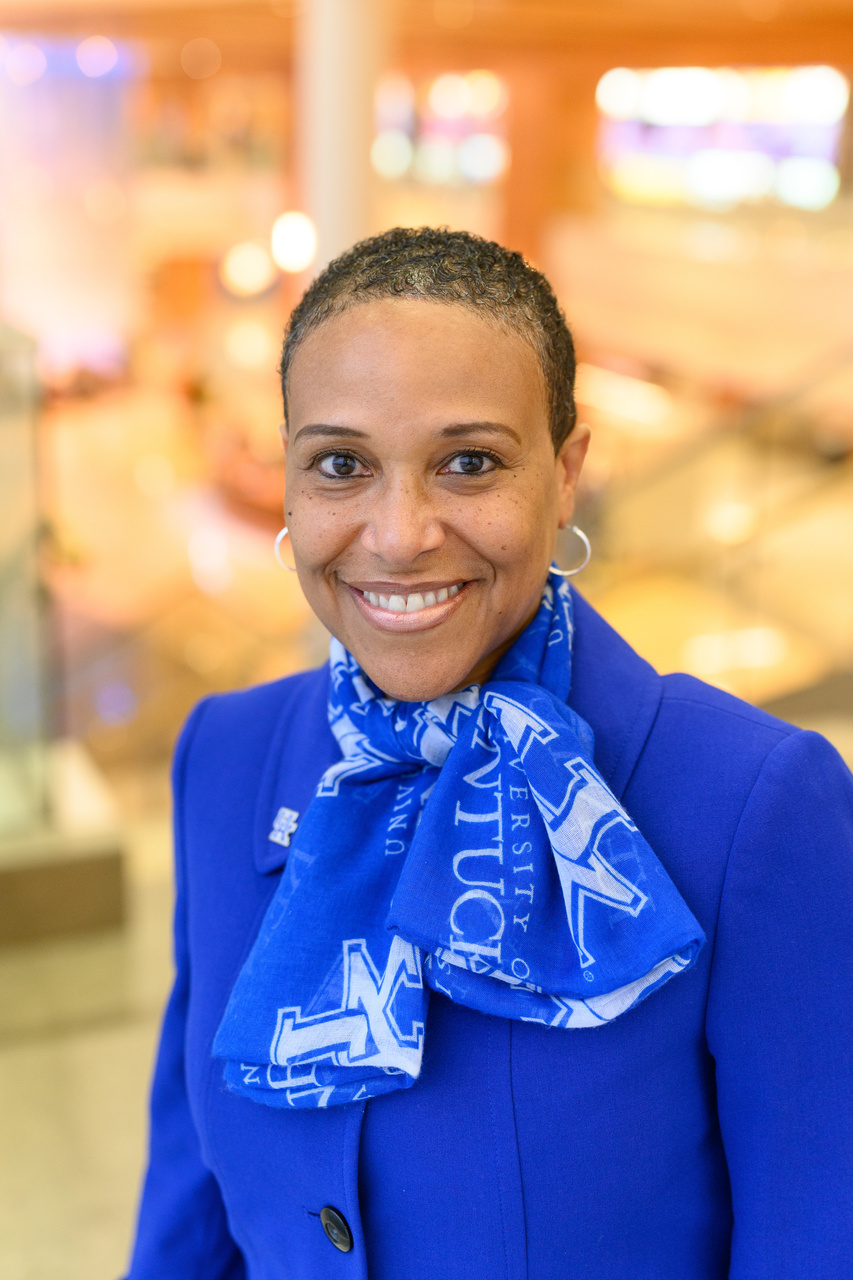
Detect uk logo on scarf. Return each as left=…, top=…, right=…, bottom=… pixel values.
left=213, top=574, right=704, bottom=1109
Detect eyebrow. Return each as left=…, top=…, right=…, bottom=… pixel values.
left=292, top=421, right=522, bottom=446
left=292, top=424, right=369, bottom=444
left=439, top=421, right=522, bottom=445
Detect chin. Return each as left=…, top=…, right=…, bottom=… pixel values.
left=358, top=654, right=474, bottom=703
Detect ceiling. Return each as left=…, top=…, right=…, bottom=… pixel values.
left=0, top=0, right=852, bottom=69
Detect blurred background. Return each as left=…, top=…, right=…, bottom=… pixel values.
left=1, top=1, right=852, bottom=1275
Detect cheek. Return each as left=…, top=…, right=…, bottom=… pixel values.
left=467, top=473, right=555, bottom=564
left=286, top=485, right=356, bottom=568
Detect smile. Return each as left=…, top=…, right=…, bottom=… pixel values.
left=344, top=579, right=470, bottom=632
left=361, top=584, right=461, bottom=613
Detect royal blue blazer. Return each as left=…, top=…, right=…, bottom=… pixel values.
left=126, top=593, right=853, bottom=1280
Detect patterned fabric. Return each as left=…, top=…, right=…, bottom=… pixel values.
left=213, top=574, right=704, bottom=1109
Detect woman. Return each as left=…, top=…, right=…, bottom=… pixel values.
left=126, top=227, right=853, bottom=1280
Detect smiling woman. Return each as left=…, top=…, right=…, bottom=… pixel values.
left=282, top=293, right=588, bottom=698
left=126, top=229, right=853, bottom=1280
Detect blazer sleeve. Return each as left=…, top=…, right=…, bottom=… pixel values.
left=705, top=729, right=853, bottom=1280
left=125, top=702, right=246, bottom=1280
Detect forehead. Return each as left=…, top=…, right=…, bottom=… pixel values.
left=286, top=296, right=548, bottom=429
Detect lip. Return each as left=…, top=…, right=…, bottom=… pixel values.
left=343, top=579, right=471, bottom=632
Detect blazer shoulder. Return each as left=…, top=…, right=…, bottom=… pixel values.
left=662, top=671, right=794, bottom=728
left=656, top=670, right=797, bottom=761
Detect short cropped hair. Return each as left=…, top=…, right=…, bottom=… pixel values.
left=279, top=226, right=577, bottom=451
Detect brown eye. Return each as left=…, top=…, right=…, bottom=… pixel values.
left=446, top=453, right=497, bottom=475
left=318, top=453, right=361, bottom=477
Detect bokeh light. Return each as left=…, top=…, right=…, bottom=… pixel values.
left=775, top=156, right=840, bottom=209
left=374, top=69, right=509, bottom=189
left=704, top=501, right=758, bottom=546
left=685, top=149, right=775, bottom=207
left=457, top=133, right=509, bottom=183
left=180, top=38, right=221, bottom=80
left=466, top=70, right=508, bottom=119
left=371, top=129, right=413, bottom=179
left=605, top=153, right=685, bottom=206
left=782, top=65, right=848, bottom=125
left=596, top=63, right=849, bottom=126
left=271, top=211, right=317, bottom=273
left=76, top=36, right=118, bottom=79
left=597, top=63, right=849, bottom=210
left=5, top=43, right=47, bottom=87
left=428, top=73, right=471, bottom=120
left=219, top=242, right=277, bottom=297
left=642, top=67, right=726, bottom=127
left=596, top=68, right=642, bottom=120
left=413, top=135, right=456, bottom=184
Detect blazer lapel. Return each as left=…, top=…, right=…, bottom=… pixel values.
left=252, top=665, right=339, bottom=875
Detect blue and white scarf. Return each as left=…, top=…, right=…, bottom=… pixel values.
left=214, top=575, right=704, bottom=1109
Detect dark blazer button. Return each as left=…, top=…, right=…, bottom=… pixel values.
left=320, top=1205, right=353, bottom=1253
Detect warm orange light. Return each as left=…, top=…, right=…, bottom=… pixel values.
left=575, top=364, right=673, bottom=430
left=224, top=318, right=275, bottom=369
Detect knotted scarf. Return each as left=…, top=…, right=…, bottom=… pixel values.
left=214, top=574, right=704, bottom=1108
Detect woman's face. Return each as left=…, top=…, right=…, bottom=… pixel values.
left=283, top=297, right=589, bottom=701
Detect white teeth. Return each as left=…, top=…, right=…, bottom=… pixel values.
left=362, top=585, right=463, bottom=612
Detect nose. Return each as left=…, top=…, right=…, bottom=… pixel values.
left=359, top=477, right=445, bottom=565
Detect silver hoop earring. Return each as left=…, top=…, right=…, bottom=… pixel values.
left=551, top=525, right=591, bottom=578
left=274, top=526, right=296, bottom=572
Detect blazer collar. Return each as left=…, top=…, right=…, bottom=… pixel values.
left=568, top=589, right=663, bottom=799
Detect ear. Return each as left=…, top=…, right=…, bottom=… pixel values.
left=555, top=423, right=591, bottom=529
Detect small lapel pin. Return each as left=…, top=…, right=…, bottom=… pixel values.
left=269, top=806, right=300, bottom=848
